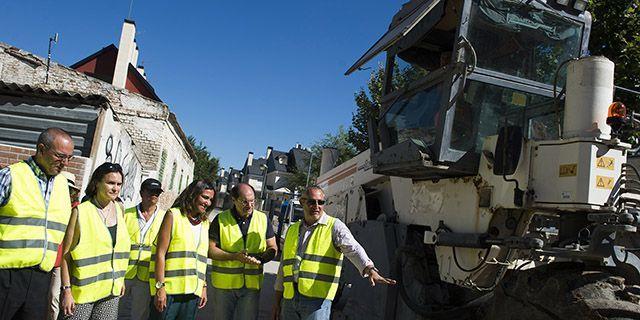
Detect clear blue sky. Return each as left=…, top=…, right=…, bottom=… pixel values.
left=0, top=0, right=404, bottom=170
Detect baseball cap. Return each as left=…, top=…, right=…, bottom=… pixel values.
left=141, top=178, right=163, bottom=192
left=60, top=171, right=80, bottom=191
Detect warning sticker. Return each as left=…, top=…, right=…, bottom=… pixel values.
left=559, top=164, right=577, bottom=177
left=511, top=92, right=527, bottom=106
left=595, top=175, right=614, bottom=190
left=596, top=156, right=615, bottom=170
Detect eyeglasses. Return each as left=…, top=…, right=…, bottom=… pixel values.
left=236, top=199, right=255, bottom=205
left=49, top=148, right=74, bottom=162
left=303, top=199, right=326, bottom=206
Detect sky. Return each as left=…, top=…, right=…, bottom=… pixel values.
left=0, top=0, right=405, bottom=170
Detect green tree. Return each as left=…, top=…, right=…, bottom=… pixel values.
left=348, top=63, right=427, bottom=152
left=348, top=65, right=385, bottom=152
left=588, top=1, right=640, bottom=108
left=187, top=135, right=220, bottom=181
left=288, top=126, right=357, bottom=192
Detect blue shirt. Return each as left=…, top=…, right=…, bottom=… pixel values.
left=0, top=157, right=56, bottom=207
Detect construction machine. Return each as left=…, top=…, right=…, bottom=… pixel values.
left=320, top=0, right=640, bottom=318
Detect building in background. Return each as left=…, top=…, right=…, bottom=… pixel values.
left=212, top=145, right=310, bottom=215
left=0, top=19, right=195, bottom=209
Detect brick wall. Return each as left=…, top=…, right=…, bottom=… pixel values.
left=0, top=143, right=89, bottom=188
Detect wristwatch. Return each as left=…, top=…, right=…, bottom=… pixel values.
left=61, top=285, right=72, bottom=291
left=155, top=281, right=165, bottom=289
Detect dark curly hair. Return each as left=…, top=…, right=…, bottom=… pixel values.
left=172, top=179, right=215, bottom=219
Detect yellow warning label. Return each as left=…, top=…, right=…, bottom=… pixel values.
left=595, top=175, right=614, bottom=190
left=512, top=92, right=527, bottom=106
left=559, top=164, right=577, bottom=177
left=596, top=156, right=615, bottom=170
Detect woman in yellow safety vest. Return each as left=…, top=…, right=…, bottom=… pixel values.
left=59, top=162, right=131, bottom=320
left=149, top=180, right=215, bottom=320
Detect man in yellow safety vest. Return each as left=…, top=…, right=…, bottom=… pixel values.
left=119, top=178, right=166, bottom=320
left=209, top=183, right=278, bottom=320
left=272, top=186, right=395, bottom=320
left=0, top=127, right=75, bottom=319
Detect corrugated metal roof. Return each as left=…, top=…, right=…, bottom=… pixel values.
left=0, top=80, right=109, bottom=104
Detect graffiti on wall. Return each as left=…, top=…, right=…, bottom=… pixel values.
left=103, top=134, right=141, bottom=204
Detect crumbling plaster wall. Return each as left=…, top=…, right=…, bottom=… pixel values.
left=0, top=43, right=194, bottom=208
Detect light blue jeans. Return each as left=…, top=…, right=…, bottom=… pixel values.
left=281, top=293, right=332, bottom=320
left=211, top=287, right=260, bottom=320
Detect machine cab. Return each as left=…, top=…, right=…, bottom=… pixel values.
left=347, top=0, right=592, bottom=180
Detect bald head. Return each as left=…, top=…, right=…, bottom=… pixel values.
left=37, top=127, right=72, bottom=148
left=231, top=183, right=256, bottom=216
left=35, top=127, right=74, bottom=176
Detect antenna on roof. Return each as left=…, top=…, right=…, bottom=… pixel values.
left=127, top=0, right=135, bottom=19
left=45, top=32, right=58, bottom=84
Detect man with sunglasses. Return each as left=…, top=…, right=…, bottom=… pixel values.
left=272, top=186, right=396, bottom=320
left=0, top=127, right=75, bottom=319
left=209, top=183, right=278, bottom=320
left=119, top=178, right=166, bottom=320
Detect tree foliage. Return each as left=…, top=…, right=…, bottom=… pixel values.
left=348, top=63, right=427, bottom=152
left=588, top=0, right=640, bottom=108
left=348, top=65, right=385, bottom=152
left=288, top=126, right=357, bottom=192
left=187, top=135, right=220, bottom=181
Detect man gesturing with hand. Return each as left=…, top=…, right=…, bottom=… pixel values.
left=209, top=183, right=277, bottom=320
left=272, top=186, right=395, bottom=320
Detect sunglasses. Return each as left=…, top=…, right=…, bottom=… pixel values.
left=303, top=199, right=326, bottom=206
left=105, top=163, right=122, bottom=170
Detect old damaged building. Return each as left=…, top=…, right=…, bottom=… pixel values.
left=0, top=20, right=195, bottom=209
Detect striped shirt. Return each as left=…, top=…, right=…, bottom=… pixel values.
left=0, top=157, right=57, bottom=207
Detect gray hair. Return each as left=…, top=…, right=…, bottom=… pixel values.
left=302, top=185, right=325, bottom=199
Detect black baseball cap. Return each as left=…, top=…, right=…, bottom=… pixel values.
left=141, top=178, right=163, bottom=192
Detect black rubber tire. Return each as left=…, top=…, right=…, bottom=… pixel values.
left=487, top=263, right=640, bottom=320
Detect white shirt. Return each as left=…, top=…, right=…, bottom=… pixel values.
left=137, top=204, right=160, bottom=243
left=190, top=222, right=203, bottom=247
left=274, top=212, right=374, bottom=291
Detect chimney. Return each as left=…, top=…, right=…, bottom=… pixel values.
left=137, top=65, right=146, bottom=79
left=266, top=146, right=273, bottom=159
left=113, top=19, right=136, bottom=89
left=131, top=43, right=139, bottom=69
left=219, top=168, right=226, bottom=177
left=247, top=152, right=254, bottom=167
left=295, top=143, right=302, bottom=149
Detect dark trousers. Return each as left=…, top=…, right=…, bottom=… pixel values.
left=0, top=267, right=52, bottom=320
left=148, top=294, right=199, bottom=320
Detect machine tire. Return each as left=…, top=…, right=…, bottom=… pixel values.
left=488, top=263, right=640, bottom=320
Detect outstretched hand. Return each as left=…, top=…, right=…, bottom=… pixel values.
left=368, top=269, right=396, bottom=287
left=236, top=250, right=261, bottom=265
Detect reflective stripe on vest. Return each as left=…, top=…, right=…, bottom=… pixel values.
left=149, top=208, right=209, bottom=297
left=0, top=162, right=71, bottom=271
left=70, top=201, right=131, bottom=304
left=124, top=206, right=165, bottom=281
left=211, top=209, right=267, bottom=290
left=282, top=215, right=343, bottom=300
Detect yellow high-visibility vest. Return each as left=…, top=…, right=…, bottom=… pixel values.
left=211, top=209, right=267, bottom=290
left=0, top=161, right=71, bottom=271
left=124, top=205, right=165, bottom=281
left=282, top=215, right=343, bottom=300
left=150, top=208, right=209, bottom=297
left=70, top=201, right=131, bottom=304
